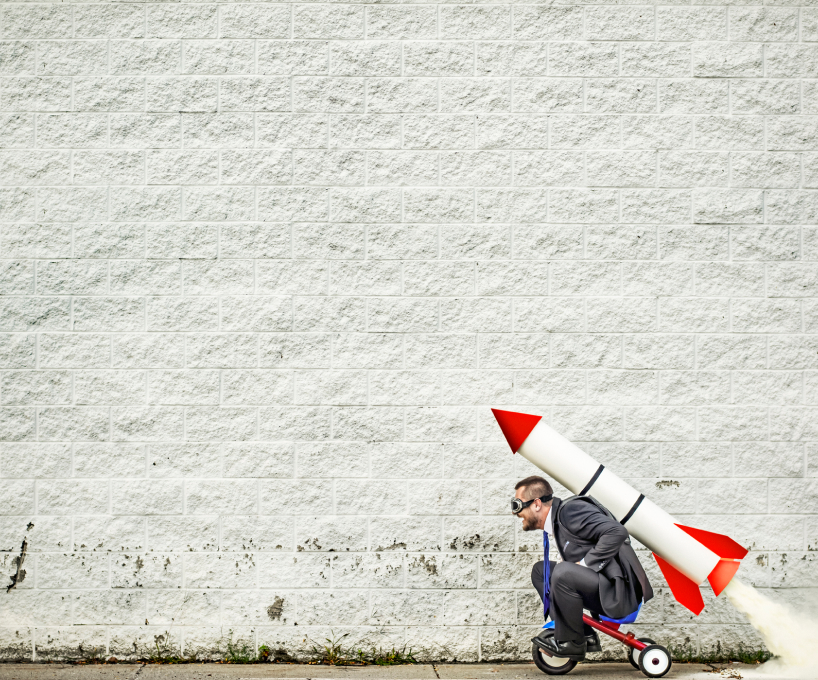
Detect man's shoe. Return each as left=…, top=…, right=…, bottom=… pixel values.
left=533, top=629, right=554, bottom=644
left=533, top=636, right=586, bottom=661
left=585, top=630, right=602, bottom=653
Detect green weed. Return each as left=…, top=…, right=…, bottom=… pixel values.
left=309, top=631, right=350, bottom=665
left=145, top=632, right=188, bottom=664
left=366, top=646, right=419, bottom=665
left=218, top=631, right=272, bottom=664
left=223, top=639, right=256, bottom=664
left=306, top=631, right=417, bottom=666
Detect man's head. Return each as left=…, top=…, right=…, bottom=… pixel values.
left=513, top=475, right=553, bottom=531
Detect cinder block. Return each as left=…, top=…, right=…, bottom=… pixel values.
left=368, top=7, right=436, bottom=40
left=75, top=5, right=144, bottom=39
left=730, top=8, right=798, bottom=43
left=624, top=407, right=695, bottom=442
left=111, top=41, right=180, bottom=76
left=37, top=553, right=110, bottom=589
left=440, top=6, right=510, bottom=40
left=148, top=442, right=221, bottom=476
left=294, top=6, right=363, bottom=39
left=333, top=553, right=404, bottom=588
left=34, top=626, right=107, bottom=662
left=731, top=80, right=799, bottom=115
left=294, top=77, right=365, bottom=113
left=184, top=553, right=255, bottom=589
left=0, top=113, right=34, bottom=147
left=182, top=113, right=253, bottom=148
left=657, top=8, right=726, bottom=41
left=441, top=78, right=511, bottom=113
left=1, top=6, right=72, bottom=39
left=259, top=42, right=326, bottom=76
left=75, top=297, right=145, bottom=332
left=75, top=371, right=147, bottom=406
left=660, top=80, right=728, bottom=114
left=258, top=554, right=330, bottom=588
left=732, top=298, right=801, bottom=333
left=221, top=5, right=289, bottom=39
left=222, top=515, right=293, bottom=551
left=624, top=117, right=691, bottom=151
left=586, top=7, right=654, bottom=41
left=698, top=408, right=770, bottom=443
left=513, top=7, right=582, bottom=41
left=110, top=261, right=181, bottom=296
left=259, top=333, right=331, bottom=369
left=514, top=78, right=582, bottom=113
left=111, top=334, right=183, bottom=369
left=587, top=79, right=655, bottom=114
left=146, top=590, right=220, bottom=626
left=693, top=43, right=762, bottom=78
left=621, top=44, right=690, bottom=78
left=147, top=5, right=217, bottom=39
left=74, top=516, right=145, bottom=553
left=551, top=43, right=618, bottom=77
left=40, top=407, right=110, bottom=441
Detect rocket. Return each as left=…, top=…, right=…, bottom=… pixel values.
left=492, top=408, right=748, bottom=615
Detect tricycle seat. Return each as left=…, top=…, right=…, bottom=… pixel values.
left=541, top=602, right=642, bottom=629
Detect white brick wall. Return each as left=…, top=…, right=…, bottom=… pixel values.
left=0, top=0, right=816, bottom=662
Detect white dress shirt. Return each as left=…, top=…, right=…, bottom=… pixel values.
left=544, top=506, right=587, bottom=567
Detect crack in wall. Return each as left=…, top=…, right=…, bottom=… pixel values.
left=6, top=537, right=28, bottom=593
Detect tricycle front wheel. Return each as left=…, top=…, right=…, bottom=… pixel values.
left=531, top=644, right=577, bottom=675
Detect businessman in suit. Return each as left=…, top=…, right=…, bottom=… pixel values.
left=514, top=475, right=653, bottom=660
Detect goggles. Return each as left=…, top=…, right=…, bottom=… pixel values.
left=511, top=494, right=552, bottom=515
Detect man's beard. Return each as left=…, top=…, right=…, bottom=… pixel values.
left=522, top=516, right=536, bottom=531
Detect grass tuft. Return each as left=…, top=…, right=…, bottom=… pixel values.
left=306, top=631, right=418, bottom=666
left=145, top=632, right=187, bottom=664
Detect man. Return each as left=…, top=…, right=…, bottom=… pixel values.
left=513, top=475, right=653, bottom=661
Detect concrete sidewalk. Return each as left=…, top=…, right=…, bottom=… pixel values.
left=0, top=662, right=763, bottom=680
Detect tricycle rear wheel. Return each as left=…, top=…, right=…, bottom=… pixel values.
left=628, top=637, right=655, bottom=669
left=637, top=644, right=672, bottom=678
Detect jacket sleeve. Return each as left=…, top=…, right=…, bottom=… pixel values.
left=562, top=501, right=628, bottom=573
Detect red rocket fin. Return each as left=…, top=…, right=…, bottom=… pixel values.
left=675, top=524, right=749, bottom=560
left=491, top=409, right=542, bottom=454
left=707, top=559, right=741, bottom=597
left=673, top=524, right=746, bottom=597
left=653, top=553, right=704, bottom=616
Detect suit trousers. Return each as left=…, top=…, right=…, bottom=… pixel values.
left=532, top=560, right=605, bottom=645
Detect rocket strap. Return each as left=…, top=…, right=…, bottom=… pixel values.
left=620, top=494, right=645, bottom=526
left=579, top=464, right=605, bottom=496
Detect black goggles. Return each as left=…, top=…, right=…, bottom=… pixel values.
left=511, top=494, right=552, bottom=514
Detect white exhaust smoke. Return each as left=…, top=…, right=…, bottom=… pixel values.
left=724, top=579, right=818, bottom=679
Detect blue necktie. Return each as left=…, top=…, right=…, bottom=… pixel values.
left=543, top=531, right=551, bottom=619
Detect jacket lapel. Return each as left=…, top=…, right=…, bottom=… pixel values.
left=549, top=497, right=563, bottom=560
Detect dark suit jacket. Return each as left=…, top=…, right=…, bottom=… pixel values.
left=551, top=496, right=654, bottom=619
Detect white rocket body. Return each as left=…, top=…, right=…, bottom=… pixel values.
left=492, top=408, right=748, bottom=615
left=519, top=420, right=719, bottom=584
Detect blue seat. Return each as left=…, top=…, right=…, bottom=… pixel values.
left=542, top=602, right=642, bottom=629
left=599, top=602, right=642, bottom=625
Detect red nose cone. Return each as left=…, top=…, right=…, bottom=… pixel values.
left=491, top=408, right=542, bottom=454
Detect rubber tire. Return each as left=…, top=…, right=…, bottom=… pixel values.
left=637, top=644, right=672, bottom=678
left=628, top=638, right=656, bottom=670
left=531, top=643, right=578, bottom=675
